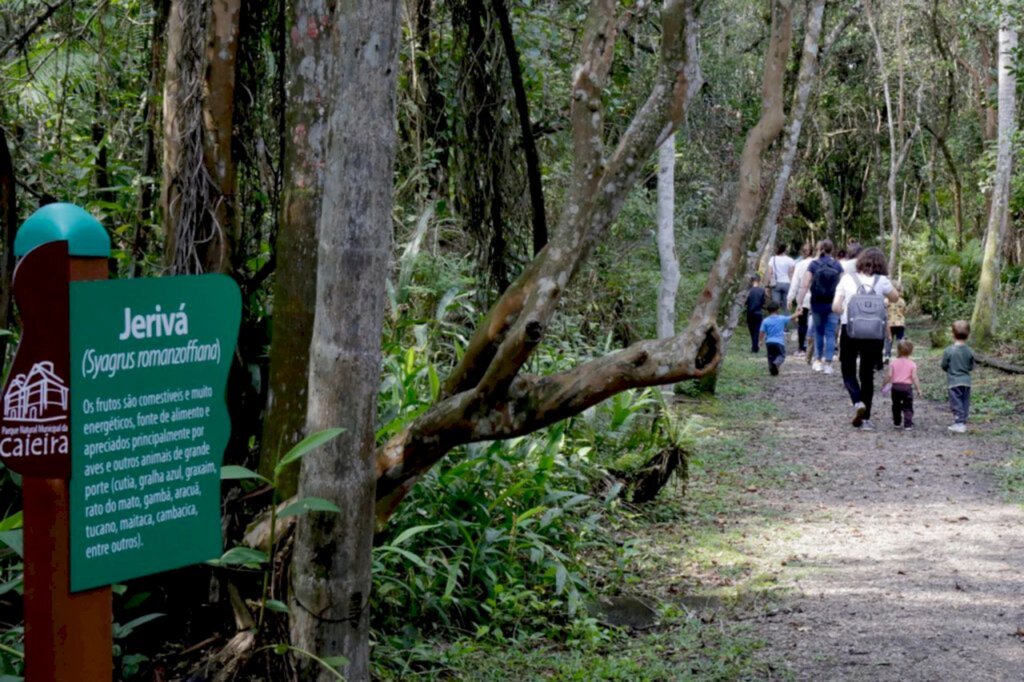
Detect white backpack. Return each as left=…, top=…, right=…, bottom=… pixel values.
left=846, top=274, right=887, bottom=340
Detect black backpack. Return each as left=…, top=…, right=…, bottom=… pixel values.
left=810, top=257, right=842, bottom=304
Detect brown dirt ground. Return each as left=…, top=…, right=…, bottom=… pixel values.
left=737, top=337, right=1024, bottom=680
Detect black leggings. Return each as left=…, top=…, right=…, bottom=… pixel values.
left=797, top=308, right=809, bottom=351
left=747, top=313, right=763, bottom=352
left=840, top=326, right=884, bottom=419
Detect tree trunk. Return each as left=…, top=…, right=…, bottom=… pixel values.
left=656, top=137, right=680, bottom=340
left=755, top=0, right=826, bottom=271
left=864, top=0, right=914, bottom=274
left=162, top=0, right=240, bottom=275
left=971, top=22, right=1017, bottom=348
left=411, top=0, right=448, bottom=197
left=134, top=0, right=169, bottom=278
left=288, top=3, right=401, bottom=680
left=656, top=1, right=703, bottom=342
left=259, top=0, right=332, bottom=495
left=721, top=0, right=822, bottom=353
left=0, top=127, right=15, bottom=368
left=492, top=0, right=547, bottom=255
left=202, top=0, right=241, bottom=274
left=453, top=0, right=508, bottom=292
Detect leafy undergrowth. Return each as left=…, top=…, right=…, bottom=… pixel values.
left=369, top=342, right=797, bottom=680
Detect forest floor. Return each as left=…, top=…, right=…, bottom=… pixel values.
left=441, top=323, right=1024, bottom=680
left=673, top=323, right=1024, bottom=680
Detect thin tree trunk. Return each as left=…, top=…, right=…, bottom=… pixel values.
left=656, top=137, right=679, bottom=340
left=722, top=0, right=824, bottom=353
left=971, top=22, right=1017, bottom=348
left=289, top=3, right=401, bottom=680
left=492, top=0, right=547, bottom=255
left=0, top=127, right=15, bottom=368
left=755, top=0, right=827, bottom=271
left=259, top=0, right=332, bottom=494
left=134, top=0, right=169, bottom=277
left=865, top=0, right=917, bottom=273
left=202, top=0, right=241, bottom=274
left=163, top=0, right=240, bottom=275
left=656, top=1, right=703, bottom=341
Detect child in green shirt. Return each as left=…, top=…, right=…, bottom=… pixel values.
left=940, top=320, right=975, bottom=433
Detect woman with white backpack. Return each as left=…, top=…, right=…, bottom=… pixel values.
left=832, top=247, right=900, bottom=431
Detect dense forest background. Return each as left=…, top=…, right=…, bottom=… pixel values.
left=0, top=0, right=1023, bottom=680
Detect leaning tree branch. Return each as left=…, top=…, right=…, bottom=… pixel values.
left=375, top=321, right=720, bottom=524
left=377, top=0, right=701, bottom=522
left=443, top=0, right=694, bottom=400
left=688, top=0, right=794, bottom=327
left=471, top=0, right=696, bottom=404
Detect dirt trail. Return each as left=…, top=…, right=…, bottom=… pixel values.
left=743, top=345, right=1024, bottom=680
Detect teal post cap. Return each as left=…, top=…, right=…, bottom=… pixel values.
left=14, top=203, right=111, bottom=258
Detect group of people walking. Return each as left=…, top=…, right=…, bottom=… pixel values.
left=747, top=239, right=976, bottom=433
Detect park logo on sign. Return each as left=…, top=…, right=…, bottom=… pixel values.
left=0, top=241, right=73, bottom=476
left=4, top=361, right=69, bottom=422
left=0, top=360, right=71, bottom=459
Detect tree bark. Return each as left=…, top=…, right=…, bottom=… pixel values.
left=0, top=127, right=15, bottom=368
left=754, top=0, right=827, bottom=272
left=134, top=0, right=169, bottom=278
left=202, top=0, right=241, bottom=274
left=656, top=1, right=703, bottom=342
left=714, top=0, right=802, bottom=355
left=288, top=2, right=401, bottom=680
left=492, top=0, right=548, bottom=255
left=656, top=137, right=680, bottom=340
left=259, top=0, right=332, bottom=495
left=162, top=0, right=240, bottom=275
left=971, top=22, right=1016, bottom=348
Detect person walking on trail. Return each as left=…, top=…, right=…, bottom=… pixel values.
left=882, top=339, right=923, bottom=431
left=745, top=274, right=767, bottom=353
left=884, top=281, right=907, bottom=364
left=841, top=241, right=862, bottom=275
left=794, top=239, right=842, bottom=374
left=759, top=300, right=797, bottom=376
left=767, top=244, right=795, bottom=307
left=787, top=244, right=813, bottom=353
left=941, top=320, right=976, bottom=433
left=832, top=247, right=900, bottom=431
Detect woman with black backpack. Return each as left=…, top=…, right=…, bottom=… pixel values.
left=832, top=247, right=901, bottom=431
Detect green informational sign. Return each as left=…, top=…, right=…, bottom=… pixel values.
left=69, top=275, right=240, bottom=592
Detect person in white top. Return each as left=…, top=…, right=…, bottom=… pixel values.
left=786, top=243, right=813, bottom=352
left=832, top=247, right=900, bottom=431
left=767, top=244, right=795, bottom=307
left=840, top=241, right=861, bottom=276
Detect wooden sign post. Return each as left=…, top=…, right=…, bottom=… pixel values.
left=6, top=205, right=113, bottom=681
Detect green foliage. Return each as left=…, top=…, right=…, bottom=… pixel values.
left=372, top=425, right=615, bottom=636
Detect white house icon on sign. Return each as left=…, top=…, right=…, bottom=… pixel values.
left=4, top=361, right=68, bottom=422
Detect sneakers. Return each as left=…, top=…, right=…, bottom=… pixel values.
left=769, top=363, right=779, bottom=376
left=851, top=401, right=867, bottom=427
left=812, top=360, right=823, bottom=372
left=948, top=423, right=967, bottom=433
left=823, top=363, right=834, bottom=375
left=860, top=419, right=876, bottom=431
left=904, top=425, right=914, bottom=431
